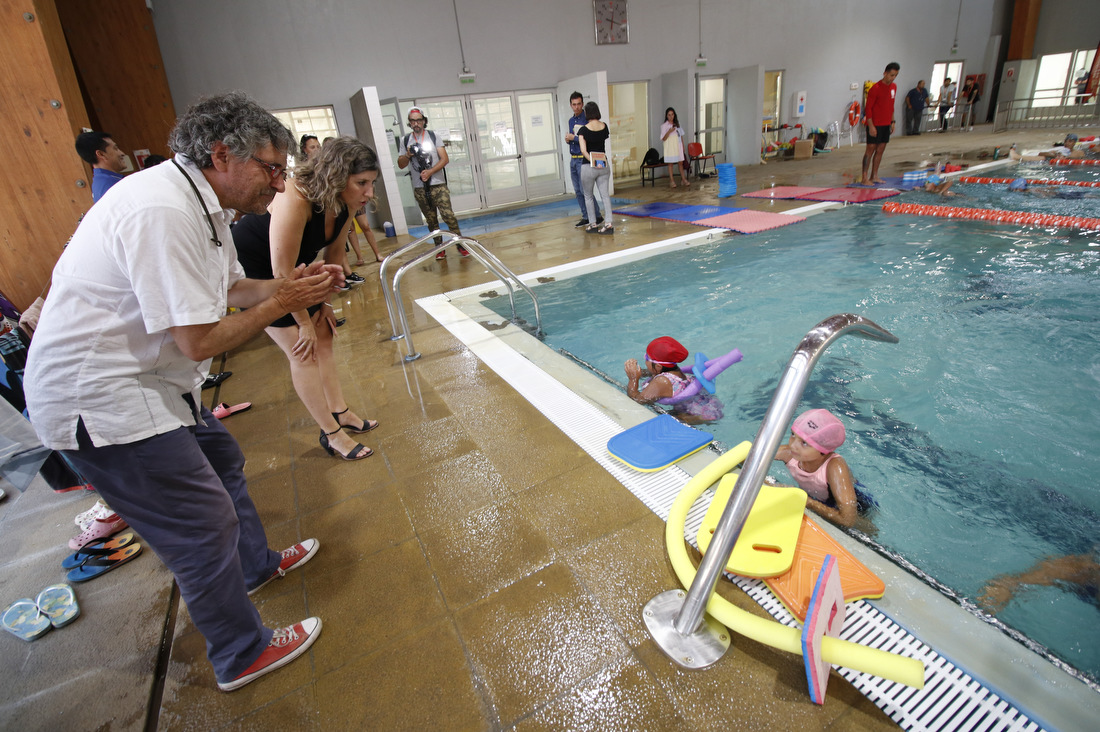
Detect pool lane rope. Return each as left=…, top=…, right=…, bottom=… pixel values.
left=881, top=201, right=1100, bottom=231
left=665, top=441, right=926, bottom=690
left=1047, top=158, right=1100, bottom=165
left=959, top=176, right=1100, bottom=188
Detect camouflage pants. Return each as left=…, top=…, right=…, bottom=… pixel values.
left=413, top=184, right=461, bottom=245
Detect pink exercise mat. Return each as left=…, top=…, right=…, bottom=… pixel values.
left=742, top=186, right=830, bottom=199
left=797, top=187, right=901, bottom=203
left=695, top=210, right=806, bottom=234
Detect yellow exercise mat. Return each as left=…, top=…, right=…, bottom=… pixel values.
left=697, top=479, right=808, bottom=577
left=764, top=515, right=885, bottom=621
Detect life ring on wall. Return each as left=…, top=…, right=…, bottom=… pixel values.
left=847, top=101, right=861, bottom=127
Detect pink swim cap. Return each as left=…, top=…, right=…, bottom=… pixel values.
left=792, top=409, right=846, bottom=453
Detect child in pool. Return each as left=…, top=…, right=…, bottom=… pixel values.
left=773, top=409, right=860, bottom=527
left=624, top=336, right=724, bottom=425
left=923, top=173, right=956, bottom=196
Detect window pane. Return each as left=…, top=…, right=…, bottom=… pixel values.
left=1034, top=52, right=1071, bottom=107
left=271, top=106, right=339, bottom=167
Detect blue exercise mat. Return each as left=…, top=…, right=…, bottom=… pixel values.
left=652, top=205, right=745, bottom=223
left=607, top=414, right=714, bottom=472
left=613, top=201, right=685, bottom=217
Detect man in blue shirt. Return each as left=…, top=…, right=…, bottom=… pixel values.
left=904, top=81, right=930, bottom=136
left=564, top=92, right=602, bottom=228
left=76, top=131, right=129, bottom=202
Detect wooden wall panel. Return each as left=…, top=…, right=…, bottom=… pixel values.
left=1007, top=0, right=1042, bottom=61
left=0, top=0, right=91, bottom=310
left=56, top=0, right=177, bottom=162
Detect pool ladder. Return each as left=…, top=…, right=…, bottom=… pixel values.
left=379, top=230, right=543, bottom=361
left=645, top=313, right=898, bottom=668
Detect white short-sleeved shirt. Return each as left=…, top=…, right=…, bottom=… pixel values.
left=24, top=156, right=245, bottom=449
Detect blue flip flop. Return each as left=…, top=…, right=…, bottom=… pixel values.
left=61, top=533, right=135, bottom=570
left=2, top=598, right=52, bottom=641
left=35, top=584, right=80, bottom=628
left=66, top=543, right=142, bottom=583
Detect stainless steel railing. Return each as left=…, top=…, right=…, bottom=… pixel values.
left=379, top=231, right=543, bottom=362
left=647, top=313, right=898, bottom=665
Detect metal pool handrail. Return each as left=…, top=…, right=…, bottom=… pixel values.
left=379, top=230, right=458, bottom=339
left=383, top=234, right=543, bottom=361
left=648, top=313, right=899, bottom=664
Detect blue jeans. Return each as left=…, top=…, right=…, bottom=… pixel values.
left=64, top=406, right=280, bottom=682
left=570, top=157, right=600, bottom=221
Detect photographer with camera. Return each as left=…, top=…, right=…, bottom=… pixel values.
left=397, top=107, right=466, bottom=259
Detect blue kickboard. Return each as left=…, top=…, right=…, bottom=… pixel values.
left=653, top=204, right=744, bottom=222
left=613, top=201, right=685, bottom=217
left=607, top=414, right=714, bottom=472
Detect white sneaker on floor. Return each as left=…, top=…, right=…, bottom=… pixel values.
left=217, top=618, right=322, bottom=692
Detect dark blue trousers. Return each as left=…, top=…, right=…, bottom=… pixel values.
left=570, top=156, right=600, bottom=221
left=64, top=407, right=280, bottom=682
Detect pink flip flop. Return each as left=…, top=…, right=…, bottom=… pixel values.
left=212, top=402, right=252, bottom=419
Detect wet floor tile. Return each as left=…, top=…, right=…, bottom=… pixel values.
left=314, top=618, right=486, bottom=730
left=455, top=562, right=630, bottom=726
left=304, top=537, right=447, bottom=675
left=392, top=449, right=510, bottom=531
left=419, top=497, right=555, bottom=610
left=512, top=653, right=688, bottom=732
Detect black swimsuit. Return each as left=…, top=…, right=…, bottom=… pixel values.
left=233, top=205, right=349, bottom=328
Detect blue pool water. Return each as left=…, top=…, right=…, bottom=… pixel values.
left=484, top=200, right=1100, bottom=680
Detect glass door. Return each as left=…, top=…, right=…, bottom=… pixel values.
left=408, top=97, right=480, bottom=213
left=379, top=97, right=422, bottom=226
left=696, top=75, right=726, bottom=161
left=401, top=90, right=568, bottom=212
left=472, top=94, right=525, bottom=208
left=517, top=91, right=565, bottom=199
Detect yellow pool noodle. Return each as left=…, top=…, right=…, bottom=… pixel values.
left=665, top=440, right=925, bottom=689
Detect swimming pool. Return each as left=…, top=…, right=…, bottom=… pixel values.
left=481, top=200, right=1100, bottom=682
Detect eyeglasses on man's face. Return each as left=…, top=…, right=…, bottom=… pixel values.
left=251, top=156, right=288, bottom=180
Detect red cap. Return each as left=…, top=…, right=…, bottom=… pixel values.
left=645, top=337, right=688, bottom=366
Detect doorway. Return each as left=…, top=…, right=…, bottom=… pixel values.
left=388, top=91, right=565, bottom=214
left=696, top=75, right=726, bottom=160
left=930, top=61, right=965, bottom=122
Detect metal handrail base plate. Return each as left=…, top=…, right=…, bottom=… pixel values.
left=644, top=590, right=730, bottom=669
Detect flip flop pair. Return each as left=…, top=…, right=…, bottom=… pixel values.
left=2, top=584, right=80, bottom=641
left=62, top=533, right=142, bottom=582
left=212, top=402, right=252, bottom=420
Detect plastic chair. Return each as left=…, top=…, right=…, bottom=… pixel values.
left=687, top=142, right=715, bottom=178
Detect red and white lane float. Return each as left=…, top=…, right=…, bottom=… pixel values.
left=881, top=201, right=1100, bottom=231
left=959, top=176, right=1100, bottom=188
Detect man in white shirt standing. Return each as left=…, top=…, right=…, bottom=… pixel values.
left=25, top=92, right=339, bottom=692
left=937, top=78, right=957, bottom=132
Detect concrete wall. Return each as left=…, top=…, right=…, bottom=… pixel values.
left=1033, top=0, right=1100, bottom=56
left=149, top=0, right=1009, bottom=154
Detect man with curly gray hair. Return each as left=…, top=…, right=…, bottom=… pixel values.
left=25, top=91, right=336, bottom=691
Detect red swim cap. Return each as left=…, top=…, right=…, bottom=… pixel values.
left=645, top=337, right=689, bottom=366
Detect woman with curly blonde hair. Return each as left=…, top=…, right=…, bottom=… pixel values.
left=233, top=136, right=379, bottom=461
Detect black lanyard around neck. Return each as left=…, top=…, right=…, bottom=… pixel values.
left=171, top=159, right=222, bottom=247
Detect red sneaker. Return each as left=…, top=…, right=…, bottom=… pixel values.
left=456, top=245, right=471, bottom=257
left=217, top=618, right=321, bottom=691
left=435, top=250, right=447, bottom=260
left=248, top=539, right=319, bottom=596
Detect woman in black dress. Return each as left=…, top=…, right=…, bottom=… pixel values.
left=233, top=137, right=379, bottom=460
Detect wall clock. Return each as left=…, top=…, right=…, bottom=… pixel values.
left=594, top=0, right=628, bottom=45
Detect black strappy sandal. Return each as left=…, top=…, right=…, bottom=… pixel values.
left=319, top=427, right=373, bottom=461
left=331, top=408, right=379, bottom=434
